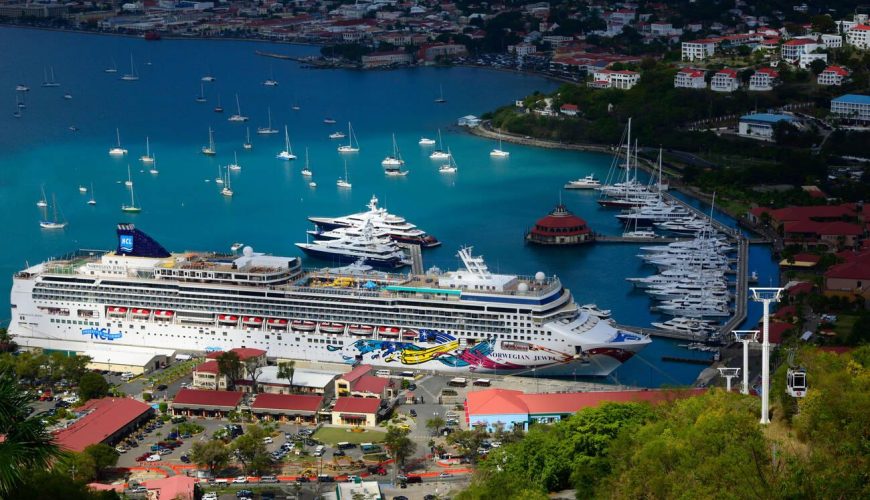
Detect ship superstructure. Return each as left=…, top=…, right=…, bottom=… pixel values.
left=9, top=224, right=649, bottom=377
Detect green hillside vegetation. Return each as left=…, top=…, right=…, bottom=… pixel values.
left=458, top=346, right=870, bottom=500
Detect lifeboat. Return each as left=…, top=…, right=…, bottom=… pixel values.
left=267, top=318, right=288, bottom=329
left=377, top=326, right=401, bottom=338
left=319, top=322, right=345, bottom=334
left=348, top=324, right=375, bottom=336
left=154, top=310, right=174, bottom=319
left=402, top=329, right=418, bottom=341
left=243, top=316, right=263, bottom=326
left=132, top=308, right=151, bottom=317
left=291, top=320, right=317, bottom=332
left=218, top=314, right=239, bottom=324
left=107, top=306, right=128, bottom=316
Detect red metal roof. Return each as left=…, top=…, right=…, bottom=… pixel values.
left=141, top=476, right=197, bottom=500
left=205, top=347, right=267, bottom=361
left=194, top=360, right=219, bottom=374
left=784, top=220, right=863, bottom=236
left=340, top=364, right=372, bottom=384
left=251, top=393, right=323, bottom=413
left=466, top=388, right=705, bottom=417
left=352, top=375, right=391, bottom=394
left=172, top=388, right=244, bottom=409
left=531, top=204, right=591, bottom=234
left=823, top=65, right=849, bottom=76
left=786, top=282, right=813, bottom=296
left=53, top=398, right=152, bottom=452
left=825, top=251, right=870, bottom=280
left=678, top=68, right=705, bottom=77
left=784, top=39, right=816, bottom=45
left=756, top=67, right=779, bottom=77
left=333, top=397, right=381, bottom=414
left=716, top=68, right=738, bottom=78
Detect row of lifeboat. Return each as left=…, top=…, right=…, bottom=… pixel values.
left=106, top=306, right=418, bottom=339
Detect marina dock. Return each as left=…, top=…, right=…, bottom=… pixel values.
left=594, top=235, right=689, bottom=244
left=615, top=323, right=713, bottom=342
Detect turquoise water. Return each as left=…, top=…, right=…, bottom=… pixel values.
left=0, top=28, right=777, bottom=387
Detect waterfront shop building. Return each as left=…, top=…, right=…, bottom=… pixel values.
left=464, top=388, right=705, bottom=432
left=830, top=94, right=870, bottom=124
left=170, top=388, right=243, bottom=418
left=525, top=203, right=593, bottom=246
left=738, top=113, right=795, bottom=141
left=54, top=398, right=154, bottom=452
left=335, top=364, right=372, bottom=397
left=251, top=393, right=324, bottom=423
left=256, top=365, right=340, bottom=395
left=823, top=250, right=870, bottom=305
left=331, top=397, right=381, bottom=427
left=83, top=347, right=171, bottom=376
left=360, top=50, right=413, bottom=68
left=322, top=480, right=382, bottom=500
left=141, top=476, right=197, bottom=500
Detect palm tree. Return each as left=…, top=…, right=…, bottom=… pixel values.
left=277, top=361, right=295, bottom=393
left=0, top=368, right=62, bottom=497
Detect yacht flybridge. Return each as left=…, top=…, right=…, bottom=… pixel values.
left=308, top=194, right=440, bottom=248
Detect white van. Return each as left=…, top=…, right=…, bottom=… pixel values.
left=314, top=445, right=326, bottom=457
left=376, top=369, right=391, bottom=378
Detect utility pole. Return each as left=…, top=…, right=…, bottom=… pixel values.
left=750, top=288, right=783, bottom=424
left=733, top=330, right=759, bottom=395
left=717, top=367, right=740, bottom=392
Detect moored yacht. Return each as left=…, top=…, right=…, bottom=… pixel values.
left=564, top=174, right=602, bottom=190
left=296, top=221, right=410, bottom=269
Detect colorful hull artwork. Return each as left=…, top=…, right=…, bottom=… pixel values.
left=328, top=329, right=574, bottom=370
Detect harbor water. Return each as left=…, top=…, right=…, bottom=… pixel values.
left=0, top=27, right=778, bottom=387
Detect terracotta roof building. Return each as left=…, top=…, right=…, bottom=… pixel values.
left=464, top=388, right=705, bottom=431
left=54, top=397, right=154, bottom=452
left=331, top=397, right=381, bottom=427
left=251, top=393, right=323, bottom=422
left=824, top=250, right=870, bottom=304
left=525, top=203, right=593, bottom=246
left=171, top=388, right=244, bottom=418
left=350, top=375, right=394, bottom=398
left=141, top=475, right=197, bottom=500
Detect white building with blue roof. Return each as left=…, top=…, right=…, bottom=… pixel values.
left=830, top=94, right=870, bottom=124
left=738, top=113, right=796, bottom=141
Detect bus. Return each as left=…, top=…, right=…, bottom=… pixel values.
left=472, top=379, right=491, bottom=387
left=448, top=377, right=467, bottom=387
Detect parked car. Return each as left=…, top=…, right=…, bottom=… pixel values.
left=259, top=475, right=279, bottom=483
left=156, top=384, right=168, bottom=392
left=236, top=490, right=254, bottom=498
left=202, top=494, right=218, bottom=500
left=439, top=472, right=451, bottom=478
left=262, top=436, right=273, bottom=444
left=233, top=476, right=248, bottom=484
left=409, top=409, right=417, bottom=417
left=127, top=485, right=147, bottom=494
left=180, top=455, right=190, bottom=463
left=333, top=450, right=345, bottom=457
left=145, top=454, right=161, bottom=462
left=407, top=383, right=417, bottom=391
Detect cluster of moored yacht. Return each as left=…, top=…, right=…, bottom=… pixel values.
left=295, top=195, right=439, bottom=269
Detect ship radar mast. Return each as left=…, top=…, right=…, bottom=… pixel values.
left=457, top=246, right=491, bottom=278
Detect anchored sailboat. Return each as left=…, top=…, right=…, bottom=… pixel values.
left=109, top=128, right=128, bottom=156
left=140, top=136, right=154, bottom=164
left=120, top=54, right=139, bottom=81
left=276, top=125, right=296, bottom=160
left=202, top=127, right=216, bottom=156
left=337, top=122, right=359, bottom=153
left=429, top=129, right=450, bottom=159
left=243, top=127, right=253, bottom=150
left=228, top=93, right=248, bottom=122
left=337, top=160, right=352, bottom=188
left=301, top=148, right=313, bottom=177
left=40, top=194, right=67, bottom=229
left=121, top=181, right=142, bottom=213
left=381, top=133, right=405, bottom=167
left=257, top=107, right=278, bottom=135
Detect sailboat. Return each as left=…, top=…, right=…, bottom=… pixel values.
left=195, top=83, right=207, bottom=103
left=243, top=127, right=253, bottom=150
left=105, top=58, right=118, bottom=73
left=214, top=94, right=224, bottom=113
left=42, top=66, right=60, bottom=87
left=202, top=127, right=216, bottom=156
left=228, top=93, right=248, bottom=122
left=434, top=84, right=446, bottom=103
left=215, top=165, right=224, bottom=184
left=381, top=133, right=405, bottom=167
left=87, top=183, right=96, bottom=205
left=140, top=136, right=155, bottom=164
left=109, top=128, right=128, bottom=156
left=263, top=67, right=278, bottom=86
left=201, top=73, right=216, bottom=82
left=301, top=148, right=313, bottom=177
left=149, top=156, right=159, bottom=175
left=337, top=122, right=359, bottom=153
left=12, top=95, right=22, bottom=118
left=276, top=125, right=296, bottom=160
left=439, top=149, right=458, bottom=173
left=36, top=186, right=48, bottom=208
left=120, top=54, right=139, bottom=81
left=125, top=165, right=134, bottom=187
left=257, top=107, right=278, bottom=135
left=489, top=135, right=510, bottom=157
left=220, top=167, right=233, bottom=197
left=429, top=129, right=450, bottom=159
left=337, top=160, right=351, bottom=188
left=40, top=194, right=68, bottom=229
left=121, top=181, right=142, bottom=213
left=228, top=151, right=242, bottom=171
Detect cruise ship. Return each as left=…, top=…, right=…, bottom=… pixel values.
left=8, top=224, right=650, bottom=377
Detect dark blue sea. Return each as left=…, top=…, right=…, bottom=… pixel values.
left=0, top=27, right=778, bottom=387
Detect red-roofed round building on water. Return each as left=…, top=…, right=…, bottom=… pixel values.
left=525, top=203, right=593, bottom=245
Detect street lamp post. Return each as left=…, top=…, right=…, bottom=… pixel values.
left=733, top=330, right=759, bottom=395
left=717, top=367, right=740, bottom=392
left=750, top=287, right=783, bottom=425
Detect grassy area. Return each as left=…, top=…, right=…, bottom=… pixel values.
left=313, top=427, right=386, bottom=445
left=833, top=315, right=858, bottom=337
